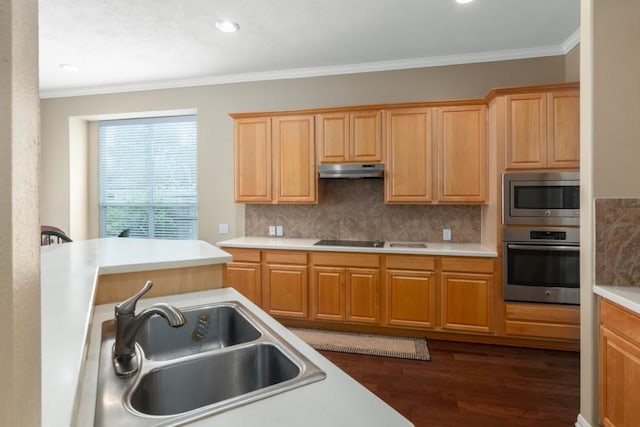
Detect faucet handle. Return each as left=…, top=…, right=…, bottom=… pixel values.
left=115, top=281, right=153, bottom=315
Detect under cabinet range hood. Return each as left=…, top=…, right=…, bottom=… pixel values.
left=317, top=164, right=384, bottom=179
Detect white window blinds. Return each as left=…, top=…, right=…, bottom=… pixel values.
left=98, top=115, right=197, bottom=239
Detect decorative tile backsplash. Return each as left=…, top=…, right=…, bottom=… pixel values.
left=596, top=199, right=640, bottom=286
left=245, top=179, right=481, bottom=243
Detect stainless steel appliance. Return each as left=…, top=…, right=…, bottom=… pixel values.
left=313, top=239, right=384, bottom=248
left=317, top=164, right=384, bottom=179
left=503, top=171, right=579, bottom=226
left=503, top=226, right=579, bottom=305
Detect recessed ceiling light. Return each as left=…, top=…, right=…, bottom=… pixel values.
left=215, top=20, right=240, bottom=33
left=456, top=0, right=473, bottom=3
left=59, top=63, right=79, bottom=72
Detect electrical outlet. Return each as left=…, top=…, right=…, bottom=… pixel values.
left=276, top=225, right=283, bottom=237
left=218, top=223, right=229, bottom=234
left=268, top=226, right=276, bottom=236
left=443, top=229, right=452, bottom=241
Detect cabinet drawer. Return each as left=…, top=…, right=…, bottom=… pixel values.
left=600, top=298, right=640, bottom=346
left=264, top=251, right=307, bottom=265
left=505, top=320, right=580, bottom=341
left=385, top=255, right=435, bottom=271
left=221, top=248, right=261, bottom=263
left=504, top=302, right=579, bottom=341
left=441, top=257, right=493, bottom=274
left=311, top=252, right=379, bottom=268
left=506, top=303, right=579, bottom=324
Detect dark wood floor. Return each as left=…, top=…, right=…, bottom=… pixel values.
left=321, top=339, right=580, bottom=427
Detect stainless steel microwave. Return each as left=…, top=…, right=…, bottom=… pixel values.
left=503, top=172, right=580, bottom=226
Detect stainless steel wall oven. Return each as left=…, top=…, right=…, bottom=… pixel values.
left=503, top=227, right=579, bottom=305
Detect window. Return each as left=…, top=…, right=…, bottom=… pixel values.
left=98, top=115, right=197, bottom=239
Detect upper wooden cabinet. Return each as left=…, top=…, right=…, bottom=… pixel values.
left=435, top=105, right=487, bottom=203
left=385, top=106, right=487, bottom=204
left=233, top=115, right=316, bottom=204
left=505, top=89, right=579, bottom=170
left=547, top=90, right=580, bottom=168
left=234, top=117, right=272, bottom=202
left=272, top=115, right=316, bottom=203
left=385, top=108, right=433, bottom=203
left=316, top=111, right=382, bottom=164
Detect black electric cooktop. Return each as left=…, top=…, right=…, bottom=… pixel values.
left=313, top=239, right=385, bottom=248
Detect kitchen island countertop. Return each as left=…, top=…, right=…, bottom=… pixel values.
left=41, top=238, right=232, bottom=427
left=217, top=236, right=498, bottom=257
left=79, top=289, right=412, bottom=426
left=42, top=238, right=411, bottom=427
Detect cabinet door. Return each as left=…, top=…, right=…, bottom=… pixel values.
left=547, top=90, right=580, bottom=169
left=263, top=264, right=308, bottom=318
left=506, top=93, right=547, bottom=169
left=350, top=111, right=382, bottom=162
left=234, top=117, right=272, bottom=202
left=311, top=266, right=345, bottom=321
left=385, top=108, right=433, bottom=203
left=316, top=113, right=349, bottom=163
left=224, top=262, right=262, bottom=306
left=346, top=268, right=379, bottom=323
left=436, top=105, right=486, bottom=203
left=272, top=115, right=316, bottom=203
left=385, top=269, right=435, bottom=328
left=600, top=325, right=640, bottom=427
left=441, top=272, right=493, bottom=333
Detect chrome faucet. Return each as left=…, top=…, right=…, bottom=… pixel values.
left=112, top=281, right=186, bottom=377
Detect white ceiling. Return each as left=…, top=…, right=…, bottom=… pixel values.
left=38, top=0, right=580, bottom=98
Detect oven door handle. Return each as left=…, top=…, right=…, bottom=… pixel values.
left=506, top=244, right=579, bottom=252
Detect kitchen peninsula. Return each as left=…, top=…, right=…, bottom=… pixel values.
left=41, top=238, right=231, bottom=426
left=42, top=238, right=410, bottom=427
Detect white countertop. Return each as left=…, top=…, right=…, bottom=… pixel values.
left=40, top=238, right=232, bottom=427
left=217, top=236, right=498, bottom=257
left=78, top=289, right=412, bottom=426
left=594, top=285, right=640, bottom=315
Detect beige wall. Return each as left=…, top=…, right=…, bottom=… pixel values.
left=579, top=1, right=640, bottom=425
left=566, top=44, right=581, bottom=82
left=0, top=0, right=41, bottom=425
left=593, top=0, right=640, bottom=199
left=41, top=56, right=568, bottom=244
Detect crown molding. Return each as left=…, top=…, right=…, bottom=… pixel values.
left=562, top=27, right=581, bottom=53
left=40, top=35, right=580, bottom=99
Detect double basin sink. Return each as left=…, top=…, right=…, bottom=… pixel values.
left=94, top=301, right=326, bottom=426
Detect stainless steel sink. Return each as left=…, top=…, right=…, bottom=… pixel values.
left=130, top=343, right=301, bottom=416
left=389, top=242, right=427, bottom=248
left=94, top=301, right=326, bottom=426
left=136, top=304, right=261, bottom=360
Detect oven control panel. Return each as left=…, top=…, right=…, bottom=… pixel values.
left=530, top=230, right=567, bottom=240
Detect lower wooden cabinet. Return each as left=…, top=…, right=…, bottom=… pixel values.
left=220, top=247, right=577, bottom=348
left=385, top=255, right=436, bottom=328
left=441, top=257, right=494, bottom=334
left=262, top=251, right=309, bottom=319
left=310, top=253, right=380, bottom=324
left=600, top=298, right=640, bottom=427
left=504, top=302, right=579, bottom=341
left=222, top=248, right=262, bottom=305
left=441, top=272, right=493, bottom=333
left=312, top=266, right=345, bottom=321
